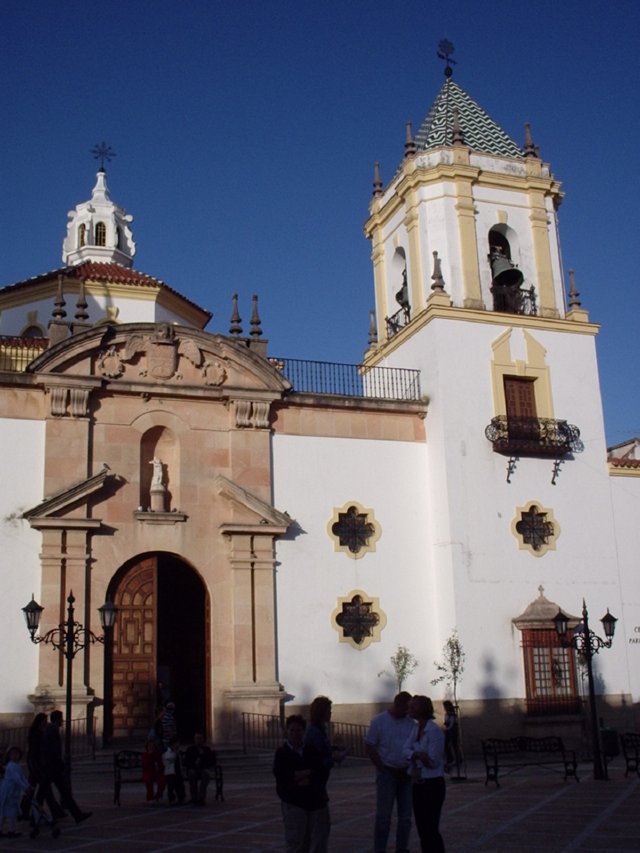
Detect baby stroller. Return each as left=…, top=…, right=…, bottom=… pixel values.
left=22, top=790, right=61, bottom=839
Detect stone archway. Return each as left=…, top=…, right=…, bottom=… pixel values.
left=107, top=553, right=208, bottom=742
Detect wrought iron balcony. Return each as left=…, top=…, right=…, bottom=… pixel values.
left=485, top=416, right=584, bottom=457
left=385, top=306, right=411, bottom=339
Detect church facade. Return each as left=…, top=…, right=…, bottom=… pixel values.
left=1, top=70, right=638, bottom=748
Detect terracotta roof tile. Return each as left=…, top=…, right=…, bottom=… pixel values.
left=609, top=457, right=640, bottom=468
left=1, top=262, right=212, bottom=323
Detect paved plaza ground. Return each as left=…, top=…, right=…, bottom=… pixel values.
left=6, top=753, right=640, bottom=852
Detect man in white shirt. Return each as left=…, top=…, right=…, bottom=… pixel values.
left=364, top=692, right=414, bottom=853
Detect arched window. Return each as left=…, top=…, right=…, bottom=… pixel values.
left=95, top=222, right=107, bottom=246
left=78, top=223, right=86, bottom=247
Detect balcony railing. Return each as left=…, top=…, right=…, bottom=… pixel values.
left=271, top=358, right=421, bottom=401
left=485, top=416, right=584, bottom=457
left=0, top=336, right=48, bottom=372
left=385, top=306, right=411, bottom=339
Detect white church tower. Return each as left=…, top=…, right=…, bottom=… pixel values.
left=62, top=165, right=136, bottom=268
left=362, top=48, right=625, bottom=725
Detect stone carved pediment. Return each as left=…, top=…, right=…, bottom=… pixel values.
left=215, top=475, right=292, bottom=533
left=100, top=324, right=227, bottom=386
left=22, top=464, right=123, bottom=528
left=27, top=323, right=291, bottom=396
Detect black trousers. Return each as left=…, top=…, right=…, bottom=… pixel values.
left=412, top=776, right=446, bottom=853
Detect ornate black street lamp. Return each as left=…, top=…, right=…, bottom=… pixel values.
left=553, top=600, right=617, bottom=780
left=22, top=590, right=116, bottom=775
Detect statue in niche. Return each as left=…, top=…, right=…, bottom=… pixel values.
left=150, top=457, right=164, bottom=487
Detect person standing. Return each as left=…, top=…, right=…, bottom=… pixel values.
left=163, top=737, right=185, bottom=805
left=273, top=714, right=327, bottom=852
left=442, top=701, right=460, bottom=774
left=0, top=747, right=30, bottom=838
left=404, top=696, right=446, bottom=853
left=302, top=695, right=348, bottom=852
left=41, top=710, right=92, bottom=824
left=27, top=713, right=65, bottom=821
left=364, top=692, right=414, bottom=853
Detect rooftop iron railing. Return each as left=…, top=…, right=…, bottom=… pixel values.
left=271, top=358, right=421, bottom=401
left=0, top=337, right=47, bottom=372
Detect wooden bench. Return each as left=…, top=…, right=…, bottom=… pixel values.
left=481, top=736, right=579, bottom=787
left=113, top=749, right=224, bottom=805
left=620, top=732, right=640, bottom=777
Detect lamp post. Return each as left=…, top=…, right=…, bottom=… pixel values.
left=22, top=590, right=116, bottom=776
left=553, top=599, right=617, bottom=780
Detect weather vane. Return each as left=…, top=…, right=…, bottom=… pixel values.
left=437, top=39, right=456, bottom=78
left=91, top=142, right=116, bottom=170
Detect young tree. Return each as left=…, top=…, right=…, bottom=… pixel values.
left=431, top=630, right=465, bottom=705
left=378, top=645, right=418, bottom=692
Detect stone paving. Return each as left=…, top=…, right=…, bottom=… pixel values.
left=6, top=755, right=640, bottom=851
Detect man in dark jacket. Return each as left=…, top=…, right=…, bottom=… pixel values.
left=184, top=732, right=217, bottom=805
left=41, top=710, right=91, bottom=824
left=273, top=714, right=328, bottom=852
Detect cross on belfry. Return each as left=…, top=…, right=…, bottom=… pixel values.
left=91, top=142, right=116, bottom=170
left=437, top=39, right=457, bottom=77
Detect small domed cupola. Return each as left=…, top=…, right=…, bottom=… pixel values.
left=62, top=168, right=136, bottom=268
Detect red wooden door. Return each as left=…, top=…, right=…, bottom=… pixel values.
left=112, top=557, right=157, bottom=739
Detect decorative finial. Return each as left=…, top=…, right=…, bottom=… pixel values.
left=430, top=251, right=446, bottom=292
left=74, top=277, right=89, bottom=322
left=53, top=275, right=67, bottom=320
left=91, top=141, right=116, bottom=171
left=229, top=293, right=242, bottom=336
left=404, top=122, right=417, bottom=158
left=538, top=584, right=545, bottom=598
left=250, top=294, right=262, bottom=338
left=451, top=107, right=465, bottom=146
left=523, top=122, right=538, bottom=158
left=368, top=309, right=378, bottom=348
left=437, top=39, right=456, bottom=78
left=372, top=161, right=383, bottom=197
left=568, top=269, right=581, bottom=309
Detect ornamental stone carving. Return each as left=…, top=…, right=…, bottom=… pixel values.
left=96, top=326, right=228, bottom=387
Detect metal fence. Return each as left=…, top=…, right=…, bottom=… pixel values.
left=0, top=717, right=97, bottom=761
left=271, top=358, right=421, bottom=401
left=241, top=713, right=368, bottom=759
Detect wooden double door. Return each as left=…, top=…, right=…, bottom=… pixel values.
left=108, top=554, right=208, bottom=741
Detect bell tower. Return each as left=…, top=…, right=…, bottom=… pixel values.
left=363, top=55, right=573, bottom=350
left=360, top=47, right=612, bottom=704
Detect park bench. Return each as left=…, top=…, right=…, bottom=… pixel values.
left=113, top=748, right=224, bottom=805
left=619, top=732, right=640, bottom=777
left=481, top=736, right=579, bottom=787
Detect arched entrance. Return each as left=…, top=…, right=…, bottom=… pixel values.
left=106, top=552, right=209, bottom=742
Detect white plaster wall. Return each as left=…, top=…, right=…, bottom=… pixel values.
left=272, top=434, right=435, bottom=706
left=0, top=295, right=195, bottom=336
left=0, top=419, right=45, bottom=712
left=375, top=318, right=629, bottom=704
left=609, top=474, right=640, bottom=702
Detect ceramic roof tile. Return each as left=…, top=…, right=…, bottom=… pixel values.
left=415, top=79, right=523, bottom=158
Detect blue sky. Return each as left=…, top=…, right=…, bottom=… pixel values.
left=1, top=0, right=639, bottom=444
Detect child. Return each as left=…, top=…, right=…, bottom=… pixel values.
left=141, top=739, right=165, bottom=803
left=162, top=737, right=185, bottom=805
left=0, top=747, right=31, bottom=838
